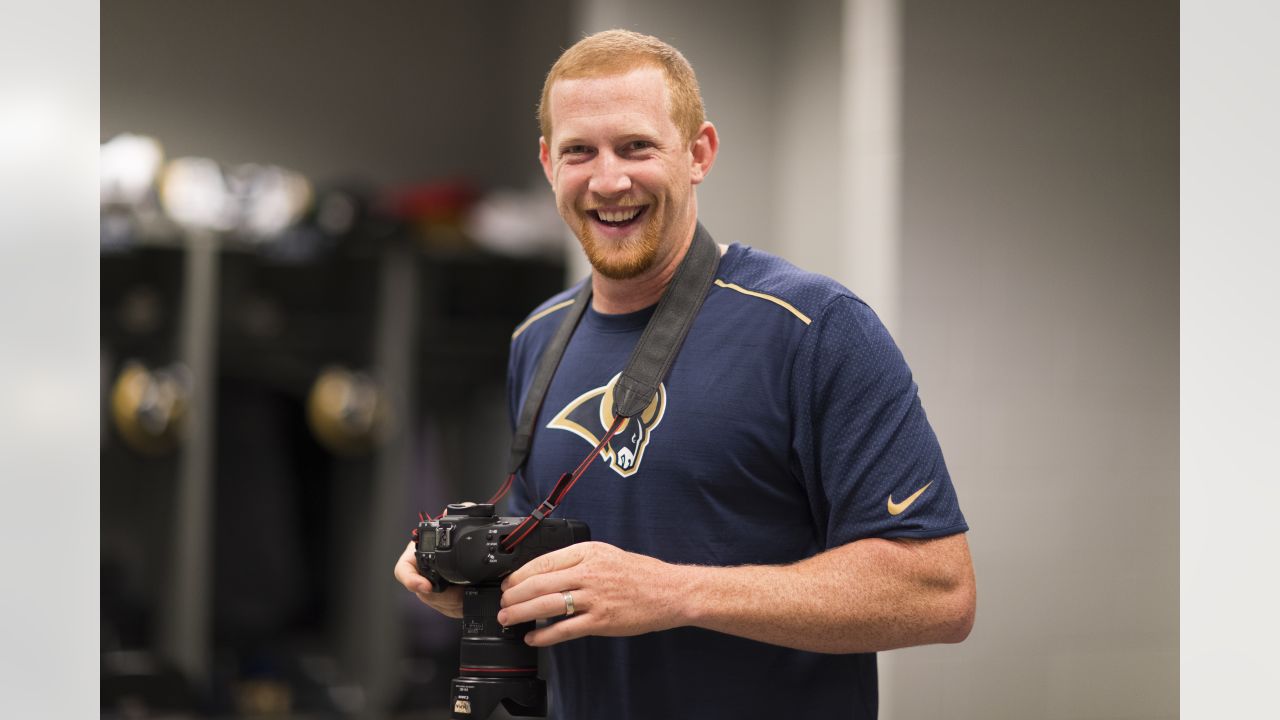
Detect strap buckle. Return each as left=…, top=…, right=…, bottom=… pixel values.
left=530, top=500, right=556, bottom=522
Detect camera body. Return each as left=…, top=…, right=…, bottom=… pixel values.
left=414, top=502, right=590, bottom=719
left=415, top=502, right=590, bottom=593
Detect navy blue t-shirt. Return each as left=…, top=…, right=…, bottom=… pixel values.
left=506, top=241, right=967, bottom=720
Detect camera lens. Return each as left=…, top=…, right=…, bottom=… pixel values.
left=451, top=585, right=546, bottom=718
left=459, top=586, right=537, bottom=674
left=422, top=514, right=591, bottom=717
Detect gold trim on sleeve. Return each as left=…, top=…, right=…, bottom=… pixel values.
left=713, top=279, right=812, bottom=325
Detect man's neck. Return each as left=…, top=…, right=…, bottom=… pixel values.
left=590, top=220, right=697, bottom=315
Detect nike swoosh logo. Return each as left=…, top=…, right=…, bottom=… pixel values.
left=887, top=482, right=933, bottom=516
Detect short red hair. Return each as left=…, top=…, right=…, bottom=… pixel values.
left=538, top=29, right=706, bottom=143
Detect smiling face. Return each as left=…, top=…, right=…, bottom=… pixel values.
left=540, top=66, right=714, bottom=280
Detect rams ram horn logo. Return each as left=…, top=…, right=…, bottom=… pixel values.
left=547, top=373, right=666, bottom=477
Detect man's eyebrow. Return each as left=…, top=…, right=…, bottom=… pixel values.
left=616, top=132, right=659, bottom=145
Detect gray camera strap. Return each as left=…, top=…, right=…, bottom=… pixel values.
left=507, top=221, right=720, bottom=474
left=498, top=222, right=720, bottom=550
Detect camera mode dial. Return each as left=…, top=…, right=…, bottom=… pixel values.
left=446, top=502, right=497, bottom=518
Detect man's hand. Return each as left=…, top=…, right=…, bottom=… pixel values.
left=497, top=541, right=686, bottom=647
left=394, top=540, right=464, bottom=618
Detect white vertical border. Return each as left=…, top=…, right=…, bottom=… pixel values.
left=1182, top=1, right=1280, bottom=717
left=0, top=0, right=100, bottom=715
left=842, top=0, right=902, bottom=336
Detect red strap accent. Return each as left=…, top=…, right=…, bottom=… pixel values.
left=499, top=414, right=626, bottom=552
left=487, top=473, right=516, bottom=506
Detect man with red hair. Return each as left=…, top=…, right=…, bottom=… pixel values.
left=398, top=29, right=974, bottom=719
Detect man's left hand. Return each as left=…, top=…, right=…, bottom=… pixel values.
left=498, top=541, right=686, bottom=646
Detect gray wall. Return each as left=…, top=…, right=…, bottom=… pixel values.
left=573, top=1, right=1178, bottom=717
left=888, top=2, right=1178, bottom=717
left=569, top=0, right=844, bottom=286
left=102, top=0, right=573, bottom=189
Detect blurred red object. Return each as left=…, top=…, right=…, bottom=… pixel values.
left=381, top=179, right=480, bottom=225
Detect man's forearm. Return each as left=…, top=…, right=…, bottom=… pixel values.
left=669, top=534, right=976, bottom=654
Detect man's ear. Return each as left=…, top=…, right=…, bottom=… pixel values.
left=539, top=137, right=554, bottom=185
left=689, top=122, right=719, bottom=185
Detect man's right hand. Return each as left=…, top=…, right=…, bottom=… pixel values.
left=394, top=540, right=464, bottom=618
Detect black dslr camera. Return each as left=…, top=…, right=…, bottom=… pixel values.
left=415, top=502, right=590, bottom=719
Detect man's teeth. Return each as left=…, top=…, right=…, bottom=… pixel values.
left=597, top=207, right=643, bottom=223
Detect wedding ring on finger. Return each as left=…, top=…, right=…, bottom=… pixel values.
left=562, top=591, right=576, bottom=617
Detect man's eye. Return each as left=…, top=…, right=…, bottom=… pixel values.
left=625, top=141, right=654, bottom=152
left=561, top=145, right=590, bottom=157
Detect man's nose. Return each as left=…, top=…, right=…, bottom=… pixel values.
left=587, top=152, right=632, bottom=196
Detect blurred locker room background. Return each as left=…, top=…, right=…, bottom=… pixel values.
left=99, top=1, right=1177, bottom=718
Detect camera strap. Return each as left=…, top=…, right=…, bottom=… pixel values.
left=496, top=222, right=721, bottom=550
